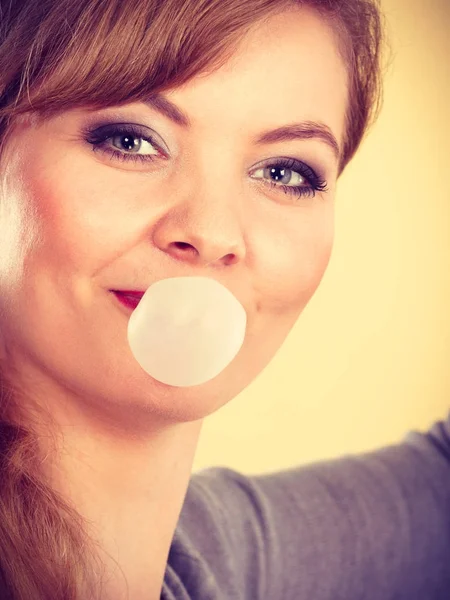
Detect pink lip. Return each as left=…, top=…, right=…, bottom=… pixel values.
left=112, top=290, right=144, bottom=311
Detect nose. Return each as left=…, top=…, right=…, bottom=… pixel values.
left=152, top=186, right=247, bottom=269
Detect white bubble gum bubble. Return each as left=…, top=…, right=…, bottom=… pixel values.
left=127, top=277, right=247, bottom=387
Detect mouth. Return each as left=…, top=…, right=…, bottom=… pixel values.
left=111, top=290, right=145, bottom=311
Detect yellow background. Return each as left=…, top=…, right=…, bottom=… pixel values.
left=193, top=0, right=450, bottom=473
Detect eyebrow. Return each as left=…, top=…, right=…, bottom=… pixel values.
left=144, top=93, right=340, bottom=160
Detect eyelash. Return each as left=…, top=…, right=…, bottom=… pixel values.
left=84, top=123, right=328, bottom=201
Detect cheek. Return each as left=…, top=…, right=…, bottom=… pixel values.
left=255, top=205, right=334, bottom=315
left=0, top=171, right=42, bottom=291
left=240, top=206, right=334, bottom=387
left=16, top=153, right=137, bottom=271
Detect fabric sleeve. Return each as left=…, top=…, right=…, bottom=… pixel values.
left=183, top=413, right=450, bottom=600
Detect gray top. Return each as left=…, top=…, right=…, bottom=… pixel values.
left=161, top=413, right=450, bottom=599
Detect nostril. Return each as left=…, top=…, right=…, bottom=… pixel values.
left=173, top=241, right=197, bottom=255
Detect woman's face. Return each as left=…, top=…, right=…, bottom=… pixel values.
left=0, top=7, right=347, bottom=423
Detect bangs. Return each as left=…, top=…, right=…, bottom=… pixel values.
left=2, top=0, right=284, bottom=119
left=0, top=0, right=385, bottom=173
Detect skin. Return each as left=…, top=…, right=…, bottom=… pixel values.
left=0, top=5, right=348, bottom=599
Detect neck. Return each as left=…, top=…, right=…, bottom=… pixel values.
left=41, top=395, right=204, bottom=600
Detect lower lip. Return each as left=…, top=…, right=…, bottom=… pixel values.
left=112, top=291, right=142, bottom=311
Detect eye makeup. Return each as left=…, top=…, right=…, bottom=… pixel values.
left=80, top=117, right=329, bottom=201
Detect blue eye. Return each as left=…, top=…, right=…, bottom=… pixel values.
left=84, top=122, right=328, bottom=200
left=85, top=123, right=164, bottom=164
left=250, top=157, right=328, bottom=200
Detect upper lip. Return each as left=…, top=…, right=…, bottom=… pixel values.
left=112, top=290, right=145, bottom=298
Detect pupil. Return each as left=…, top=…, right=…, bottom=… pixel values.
left=121, top=135, right=138, bottom=151
left=270, top=167, right=287, bottom=182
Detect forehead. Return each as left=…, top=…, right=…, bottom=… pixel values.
left=166, top=6, right=348, bottom=151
